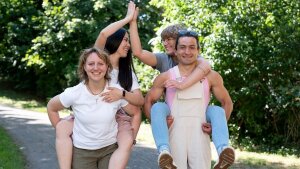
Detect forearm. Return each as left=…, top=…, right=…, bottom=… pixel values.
left=143, top=97, right=152, bottom=119
left=129, top=20, right=143, bottom=58
left=129, top=19, right=157, bottom=66
left=180, top=58, right=211, bottom=89
left=123, top=90, right=144, bottom=106
left=47, top=96, right=65, bottom=128
left=222, top=100, right=233, bottom=120
left=94, top=17, right=131, bottom=49
left=48, top=111, right=60, bottom=128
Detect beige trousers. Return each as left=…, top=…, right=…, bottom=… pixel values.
left=169, top=67, right=211, bottom=169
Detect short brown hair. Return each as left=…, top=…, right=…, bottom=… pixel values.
left=161, top=24, right=187, bottom=40
left=77, top=47, right=112, bottom=83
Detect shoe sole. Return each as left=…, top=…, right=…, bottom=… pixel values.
left=213, top=147, right=235, bottom=169
left=159, top=153, right=177, bottom=169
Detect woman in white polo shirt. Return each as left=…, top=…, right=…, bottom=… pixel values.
left=47, top=47, right=138, bottom=169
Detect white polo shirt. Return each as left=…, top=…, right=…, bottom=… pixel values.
left=59, top=82, right=128, bottom=150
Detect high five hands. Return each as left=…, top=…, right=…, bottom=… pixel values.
left=126, top=1, right=139, bottom=22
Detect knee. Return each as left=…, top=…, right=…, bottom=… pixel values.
left=117, top=135, right=134, bottom=152
left=55, top=120, right=73, bottom=139
left=151, top=102, right=170, bottom=118
left=206, top=105, right=226, bottom=123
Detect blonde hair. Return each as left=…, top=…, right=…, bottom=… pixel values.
left=77, top=47, right=112, bottom=83
left=161, top=24, right=187, bottom=40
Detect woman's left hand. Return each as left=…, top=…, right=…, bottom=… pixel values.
left=101, top=87, right=122, bottom=103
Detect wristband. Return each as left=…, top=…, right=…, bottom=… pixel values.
left=122, top=90, right=126, bottom=97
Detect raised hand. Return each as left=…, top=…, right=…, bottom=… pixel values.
left=132, top=6, right=139, bottom=22
left=125, top=1, right=136, bottom=22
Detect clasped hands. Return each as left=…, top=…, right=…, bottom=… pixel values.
left=166, top=116, right=212, bottom=135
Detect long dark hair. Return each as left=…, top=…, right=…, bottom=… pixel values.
left=104, top=28, right=134, bottom=91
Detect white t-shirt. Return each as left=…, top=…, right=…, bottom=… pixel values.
left=110, top=69, right=140, bottom=91
left=59, top=82, right=128, bottom=150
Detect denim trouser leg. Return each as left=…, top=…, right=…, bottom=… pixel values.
left=206, top=105, right=229, bottom=155
left=151, top=102, right=171, bottom=153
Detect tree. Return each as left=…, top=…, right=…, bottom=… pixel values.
left=0, top=0, right=42, bottom=91
left=1, top=0, right=162, bottom=98
left=150, top=0, right=300, bottom=152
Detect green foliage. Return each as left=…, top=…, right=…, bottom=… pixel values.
left=0, top=0, right=41, bottom=90
left=150, top=0, right=300, bottom=152
left=0, top=0, right=162, bottom=98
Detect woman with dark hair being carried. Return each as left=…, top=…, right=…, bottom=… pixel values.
left=48, top=1, right=143, bottom=169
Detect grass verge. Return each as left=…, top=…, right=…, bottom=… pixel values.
left=0, top=127, right=26, bottom=169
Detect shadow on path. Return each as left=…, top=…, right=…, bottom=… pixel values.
left=0, top=105, right=159, bottom=169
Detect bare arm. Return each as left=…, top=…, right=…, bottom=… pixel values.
left=124, top=89, right=144, bottom=106
left=122, top=104, right=141, bottom=139
left=209, top=71, right=233, bottom=120
left=144, top=73, right=168, bottom=119
left=94, top=1, right=135, bottom=49
left=129, top=7, right=158, bottom=66
left=101, top=88, right=144, bottom=106
left=165, top=57, right=211, bottom=89
left=47, top=95, right=65, bottom=128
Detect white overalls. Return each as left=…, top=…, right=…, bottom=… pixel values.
left=168, top=66, right=211, bottom=169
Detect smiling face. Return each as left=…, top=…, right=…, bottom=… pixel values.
left=162, top=37, right=176, bottom=56
left=175, top=36, right=199, bottom=65
left=84, top=52, right=109, bottom=83
left=116, top=32, right=130, bottom=58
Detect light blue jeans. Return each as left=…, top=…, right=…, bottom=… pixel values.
left=151, top=102, right=229, bottom=155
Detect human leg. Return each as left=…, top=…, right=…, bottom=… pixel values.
left=206, top=105, right=229, bottom=154
left=206, top=105, right=235, bottom=169
left=72, top=147, right=98, bottom=169
left=108, top=111, right=134, bottom=169
left=55, top=117, right=74, bottom=169
left=151, top=102, right=171, bottom=153
left=97, top=143, right=118, bottom=169
left=151, top=102, right=176, bottom=168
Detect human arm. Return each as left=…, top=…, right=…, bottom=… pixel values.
left=129, top=7, right=158, bottom=66
left=165, top=57, right=211, bottom=89
left=94, top=1, right=135, bottom=49
left=209, top=71, right=233, bottom=120
left=47, top=95, right=66, bottom=128
left=122, top=104, right=142, bottom=139
left=143, top=73, right=168, bottom=119
left=101, top=87, right=144, bottom=106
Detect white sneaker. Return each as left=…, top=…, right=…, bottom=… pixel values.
left=213, top=146, right=235, bottom=169
left=158, top=150, right=177, bottom=169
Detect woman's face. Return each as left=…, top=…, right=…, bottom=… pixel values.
left=84, top=52, right=108, bottom=82
left=116, top=32, right=130, bottom=57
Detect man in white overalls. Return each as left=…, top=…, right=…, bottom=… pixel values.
left=144, top=30, right=233, bottom=169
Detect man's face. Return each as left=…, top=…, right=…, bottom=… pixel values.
left=175, top=36, right=199, bottom=65
left=162, top=37, right=176, bottom=56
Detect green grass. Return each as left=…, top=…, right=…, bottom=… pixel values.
left=137, top=122, right=300, bottom=169
left=0, top=88, right=47, bottom=113
left=0, top=127, right=26, bottom=169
